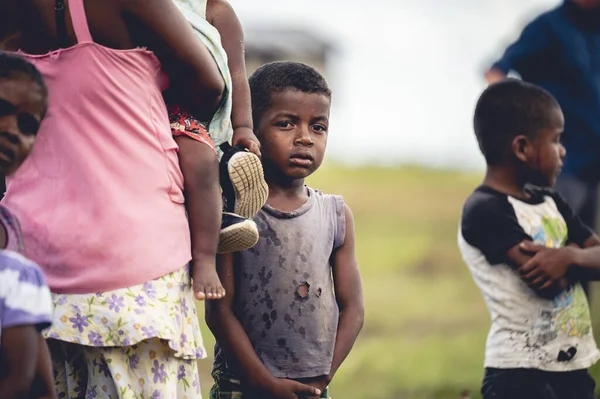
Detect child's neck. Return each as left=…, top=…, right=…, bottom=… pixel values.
left=483, top=165, right=530, bottom=199
left=265, top=173, right=308, bottom=212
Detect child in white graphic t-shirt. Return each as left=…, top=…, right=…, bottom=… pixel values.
left=459, top=79, right=600, bottom=399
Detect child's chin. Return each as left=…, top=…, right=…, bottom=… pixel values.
left=287, top=167, right=314, bottom=179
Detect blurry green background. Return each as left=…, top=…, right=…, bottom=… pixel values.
left=192, top=164, right=600, bottom=399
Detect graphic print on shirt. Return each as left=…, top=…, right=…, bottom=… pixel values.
left=530, top=216, right=568, bottom=249
left=509, top=197, right=593, bottom=347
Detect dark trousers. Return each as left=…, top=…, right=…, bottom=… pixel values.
left=481, top=368, right=596, bottom=399
left=555, top=175, right=598, bottom=297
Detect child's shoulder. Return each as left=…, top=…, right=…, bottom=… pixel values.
left=462, top=185, right=563, bottom=221
left=0, top=250, right=47, bottom=288
left=308, top=186, right=344, bottom=205
left=307, top=186, right=346, bottom=215
left=462, top=185, right=511, bottom=219
left=306, top=186, right=347, bottom=249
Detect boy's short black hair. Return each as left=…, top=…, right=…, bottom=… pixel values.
left=0, top=51, right=48, bottom=98
left=249, top=61, right=331, bottom=126
left=473, top=78, right=560, bottom=165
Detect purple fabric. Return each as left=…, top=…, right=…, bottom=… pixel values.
left=0, top=251, right=53, bottom=333
left=1, top=299, right=51, bottom=331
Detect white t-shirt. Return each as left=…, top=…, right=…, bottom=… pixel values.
left=458, top=185, right=600, bottom=371
left=174, top=0, right=207, bottom=18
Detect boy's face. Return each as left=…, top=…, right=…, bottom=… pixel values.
left=522, top=107, right=566, bottom=187
left=0, top=75, right=45, bottom=176
left=257, top=89, right=330, bottom=181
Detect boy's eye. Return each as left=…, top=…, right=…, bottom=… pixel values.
left=276, top=121, right=292, bottom=128
left=553, top=135, right=562, bottom=144
left=312, top=124, right=327, bottom=133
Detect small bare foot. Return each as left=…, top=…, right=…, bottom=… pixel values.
left=192, top=260, right=226, bottom=300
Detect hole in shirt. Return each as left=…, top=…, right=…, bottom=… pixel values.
left=296, top=282, right=310, bottom=299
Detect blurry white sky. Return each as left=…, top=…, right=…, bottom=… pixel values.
left=231, top=0, right=562, bottom=170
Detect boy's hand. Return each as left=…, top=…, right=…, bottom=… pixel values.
left=302, top=375, right=329, bottom=398
left=518, top=243, right=579, bottom=289
left=232, top=127, right=261, bottom=157
left=266, top=378, right=321, bottom=399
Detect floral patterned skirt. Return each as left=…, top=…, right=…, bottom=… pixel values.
left=49, top=338, right=202, bottom=399
left=44, top=266, right=206, bottom=396
left=45, top=265, right=205, bottom=358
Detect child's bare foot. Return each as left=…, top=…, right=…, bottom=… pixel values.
left=192, top=260, right=226, bottom=300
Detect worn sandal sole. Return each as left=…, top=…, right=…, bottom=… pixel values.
left=227, top=151, right=268, bottom=219
left=217, top=218, right=260, bottom=254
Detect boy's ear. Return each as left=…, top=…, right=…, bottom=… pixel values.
left=512, top=135, right=532, bottom=163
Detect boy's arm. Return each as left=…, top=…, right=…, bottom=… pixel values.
left=205, top=254, right=321, bottom=399
left=520, top=234, right=600, bottom=285
left=461, top=194, right=566, bottom=299
left=0, top=326, right=40, bottom=399
left=207, top=0, right=260, bottom=155
left=518, top=192, right=600, bottom=286
left=505, top=242, right=569, bottom=297
left=324, top=204, right=364, bottom=386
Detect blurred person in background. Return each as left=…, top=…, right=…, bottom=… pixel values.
left=485, top=0, right=600, bottom=297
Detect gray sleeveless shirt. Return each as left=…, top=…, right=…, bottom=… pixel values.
left=213, top=187, right=346, bottom=379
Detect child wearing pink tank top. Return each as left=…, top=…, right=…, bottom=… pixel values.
left=2, top=0, right=228, bottom=396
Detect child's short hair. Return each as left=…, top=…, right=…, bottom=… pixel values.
left=473, top=78, right=560, bottom=165
left=249, top=61, right=331, bottom=125
left=0, top=51, right=47, bottom=98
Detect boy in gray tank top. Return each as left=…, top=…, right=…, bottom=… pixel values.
left=206, top=61, right=364, bottom=399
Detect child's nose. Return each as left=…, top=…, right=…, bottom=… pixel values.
left=559, top=143, right=566, bottom=158
left=295, top=126, right=313, bottom=146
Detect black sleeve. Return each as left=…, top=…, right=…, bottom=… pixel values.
left=461, top=191, right=530, bottom=265
left=550, top=191, right=593, bottom=247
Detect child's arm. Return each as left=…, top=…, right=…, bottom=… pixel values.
left=29, top=335, right=56, bottom=399
left=461, top=194, right=569, bottom=299
left=515, top=192, right=600, bottom=289
left=206, top=254, right=322, bottom=399
left=501, top=242, right=569, bottom=298
left=0, top=326, right=40, bottom=399
left=316, top=205, right=364, bottom=391
left=519, top=235, right=600, bottom=287
left=207, top=0, right=261, bottom=155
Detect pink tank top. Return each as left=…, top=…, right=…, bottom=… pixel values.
left=3, top=0, right=191, bottom=294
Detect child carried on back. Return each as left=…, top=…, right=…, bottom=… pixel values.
left=167, top=0, right=268, bottom=301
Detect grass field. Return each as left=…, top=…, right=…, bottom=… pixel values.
left=194, top=164, right=600, bottom=399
